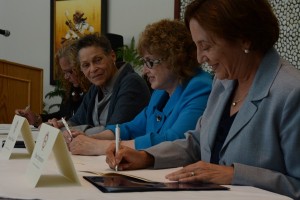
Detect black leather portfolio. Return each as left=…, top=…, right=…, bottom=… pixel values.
left=83, top=173, right=229, bottom=193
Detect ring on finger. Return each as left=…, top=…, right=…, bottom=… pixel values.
left=190, top=171, right=195, bottom=176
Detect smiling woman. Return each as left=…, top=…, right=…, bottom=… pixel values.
left=55, top=33, right=151, bottom=136
left=78, top=45, right=117, bottom=86
left=176, top=0, right=299, bottom=70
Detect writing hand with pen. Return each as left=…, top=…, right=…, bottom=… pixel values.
left=15, top=105, right=42, bottom=127
left=61, top=117, right=75, bottom=143
left=61, top=128, right=103, bottom=155
left=62, top=128, right=85, bottom=144
left=105, top=143, right=154, bottom=171
left=68, top=133, right=106, bottom=155
left=47, top=118, right=64, bottom=129
left=62, top=129, right=117, bottom=156
left=60, top=118, right=86, bottom=146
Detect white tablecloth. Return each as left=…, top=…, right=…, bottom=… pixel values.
left=0, top=148, right=291, bottom=200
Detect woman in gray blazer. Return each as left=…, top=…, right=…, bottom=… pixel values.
left=106, top=0, right=300, bottom=199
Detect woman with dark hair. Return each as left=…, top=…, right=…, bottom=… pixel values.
left=106, top=0, right=300, bottom=199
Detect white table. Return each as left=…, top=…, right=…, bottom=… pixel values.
left=0, top=148, right=291, bottom=200
left=0, top=124, right=39, bottom=142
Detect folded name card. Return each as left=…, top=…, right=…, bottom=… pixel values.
left=0, top=115, right=35, bottom=159
left=26, top=123, right=80, bottom=187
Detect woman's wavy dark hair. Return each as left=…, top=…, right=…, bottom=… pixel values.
left=55, top=40, right=91, bottom=102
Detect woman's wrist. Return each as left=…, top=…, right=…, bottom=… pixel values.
left=33, top=114, right=42, bottom=127
left=141, top=151, right=155, bottom=168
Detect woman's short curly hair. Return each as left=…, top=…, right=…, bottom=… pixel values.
left=137, top=19, right=199, bottom=83
left=55, top=40, right=90, bottom=101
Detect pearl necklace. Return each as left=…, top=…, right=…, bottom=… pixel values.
left=232, top=93, right=248, bottom=107
left=232, top=99, right=242, bottom=107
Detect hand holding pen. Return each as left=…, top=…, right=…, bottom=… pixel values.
left=105, top=142, right=153, bottom=171
left=47, top=118, right=63, bottom=128
left=115, top=124, right=120, bottom=171
left=61, top=117, right=73, bottom=142
left=15, top=105, right=38, bottom=125
left=15, top=105, right=30, bottom=116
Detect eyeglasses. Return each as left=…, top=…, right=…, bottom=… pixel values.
left=140, top=58, right=163, bottom=69
left=63, top=69, right=73, bottom=78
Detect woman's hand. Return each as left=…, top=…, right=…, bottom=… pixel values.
left=68, top=135, right=107, bottom=155
left=15, top=109, right=36, bottom=125
left=105, top=143, right=154, bottom=171
left=47, top=118, right=63, bottom=128
left=165, top=161, right=233, bottom=185
left=62, top=129, right=85, bottom=144
left=69, top=129, right=86, bottom=137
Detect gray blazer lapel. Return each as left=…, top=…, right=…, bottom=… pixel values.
left=225, top=101, right=257, bottom=146
left=221, top=48, right=281, bottom=149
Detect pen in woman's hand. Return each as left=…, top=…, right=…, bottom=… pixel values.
left=115, top=124, right=120, bottom=171
left=61, top=117, right=73, bottom=141
left=17, top=105, right=30, bottom=117
left=24, top=105, right=30, bottom=112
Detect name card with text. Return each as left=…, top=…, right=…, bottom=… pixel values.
left=26, top=123, right=80, bottom=187
left=0, top=115, right=35, bottom=159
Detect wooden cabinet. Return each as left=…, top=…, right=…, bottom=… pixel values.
left=0, top=60, right=43, bottom=123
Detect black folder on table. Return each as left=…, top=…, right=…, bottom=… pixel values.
left=83, top=174, right=229, bottom=193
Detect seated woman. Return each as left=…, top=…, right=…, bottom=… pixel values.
left=105, top=0, right=300, bottom=199
left=64, top=19, right=212, bottom=155
left=15, top=40, right=90, bottom=127
left=54, top=33, right=151, bottom=135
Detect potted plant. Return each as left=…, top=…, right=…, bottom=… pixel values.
left=116, top=37, right=142, bottom=74
left=43, top=80, right=65, bottom=114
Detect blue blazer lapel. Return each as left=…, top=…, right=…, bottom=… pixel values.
left=163, top=84, right=183, bottom=116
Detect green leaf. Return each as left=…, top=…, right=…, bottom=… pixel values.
left=116, top=37, right=142, bottom=70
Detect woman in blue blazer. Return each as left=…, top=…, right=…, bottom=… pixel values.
left=106, top=68, right=211, bottom=150
left=64, top=19, right=212, bottom=155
